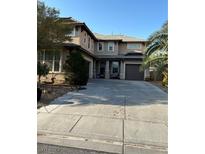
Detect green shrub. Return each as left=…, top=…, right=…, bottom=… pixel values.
left=63, top=51, right=89, bottom=86
left=37, top=62, right=49, bottom=83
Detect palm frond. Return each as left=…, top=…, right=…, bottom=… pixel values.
left=149, top=33, right=168, bottom=42
left=146, top=42, right=160, bottom=56
left=141, top=20, right=168, bottom=81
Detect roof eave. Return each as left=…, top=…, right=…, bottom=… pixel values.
left=122, top=40, right=147, bottom=43
left=97, top=39, right=122, bottom=41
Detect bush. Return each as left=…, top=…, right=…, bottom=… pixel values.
left=37, top=62, right=49, bottom=83
left=37, top=87, right=42, bottom=101
left=144, top=77, right=150, bottom=81
left=63, top=51, right=89, bottom=86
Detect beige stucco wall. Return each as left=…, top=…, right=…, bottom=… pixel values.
left=70, top=37, right=80, bottom=45
left=118, top=42, right=146, bottom=55
left=67, top=26, right=95, bottom=54
left=94, top=41, right=119, bottom=55
left=68, top=25, right=147, bottom=57
left=38, top=73, right=66, bottom=84
left=79, top=30, right=95, bottom=54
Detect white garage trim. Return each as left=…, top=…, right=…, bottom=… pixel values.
left=82, top=54, right=93, bottom=79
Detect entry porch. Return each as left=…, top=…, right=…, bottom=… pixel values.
left=95, top=60, right=124, bottom=79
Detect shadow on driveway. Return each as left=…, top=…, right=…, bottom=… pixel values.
left=48, top=79, right=168, bottom=107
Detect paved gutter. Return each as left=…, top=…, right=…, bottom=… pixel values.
left=38, top=143, right=117, bottom=154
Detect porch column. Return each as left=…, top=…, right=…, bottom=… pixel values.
left=105, top=60, right=110, bottom=79
left=59, top=50, right=63, bottom=72
left=93, top=60, right=96, bottom=78
left=89, top=61, right=93, bottom=79
left=144, top=68, right=150, bottom=80
left=42, top=49, right=45, bottom=63
left=120, top=60, right=125, bottom=79
left=97, top=61, right=100, bottom=74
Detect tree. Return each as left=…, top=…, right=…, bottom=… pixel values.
left=37, top=0, right=72, bottom=51
left=63, top=51, right=89, bottom=87
left=37, top=62, right=49, bottom=83
left=37, top=0, right=72, bottom=84
left=141, top=21, right=168, bottom=84
left=146, top=21, right=168, bottom=56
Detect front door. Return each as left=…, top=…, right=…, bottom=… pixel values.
left=99, top=62, right=105, bottom=78
left=110, top=61, right=119, bottom=79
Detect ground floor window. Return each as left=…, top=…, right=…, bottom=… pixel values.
left=37, top=50, right=61, bottom=72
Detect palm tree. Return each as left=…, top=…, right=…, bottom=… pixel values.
left=142, top=21, right=168, bottom=86
left=146, top=21, right=168, bottom=56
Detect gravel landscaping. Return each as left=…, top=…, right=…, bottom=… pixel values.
left=37, top=83, right=75, bottom=109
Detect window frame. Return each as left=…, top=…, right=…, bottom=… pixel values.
left=97, top=42, right=104, bottom=52
left=38, top=50, right=61, bottom=73
left=108, top=42, right=114, bottom=52
left=88, top=37, right=91, bottom=49
left=68, top=27, right=75, bottom=36
left=83, top=33, right=87, bottom=43
left=127, top=43, right=141, bottom=49
left=112, top=61, right=119, bottom=74
left=75, top=26, right=80, bottom=36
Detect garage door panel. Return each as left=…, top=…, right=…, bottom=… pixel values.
left=125, top=64, right=144, bottom=80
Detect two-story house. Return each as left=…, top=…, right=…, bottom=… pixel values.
left=37, top=17, right=147, bottom=82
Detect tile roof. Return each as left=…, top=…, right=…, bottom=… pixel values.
left=60, top=17, right=82, bottom=24
left=60, top=17, right=147, bottom=42
left=94, top=33, right=147, bottom=42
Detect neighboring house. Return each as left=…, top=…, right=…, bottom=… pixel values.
left=37, top=17, right=147, bottom=82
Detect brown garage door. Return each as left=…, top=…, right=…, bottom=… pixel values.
left=125, top=64, right=144, bottom=80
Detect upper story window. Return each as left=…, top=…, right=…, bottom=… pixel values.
left=69, top=27, right=75, bottom=36
left=91, top=40, right=94, bottom=49
left=127, top=43, right=141, bottom=49
left=98, top=42, right=104, bottom=51
left=108, top=42, right=114, bottom=51
left=83, top=33, right=87, bottom=43
left=88, top=37, right=91, bottom=49
left=75, top=26, right=80, bottom=36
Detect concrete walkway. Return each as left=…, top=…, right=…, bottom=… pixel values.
left=38, top=79, right=168, bottom=154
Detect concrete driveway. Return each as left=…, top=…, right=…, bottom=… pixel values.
left=38, top=79, right=168, bottom=154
